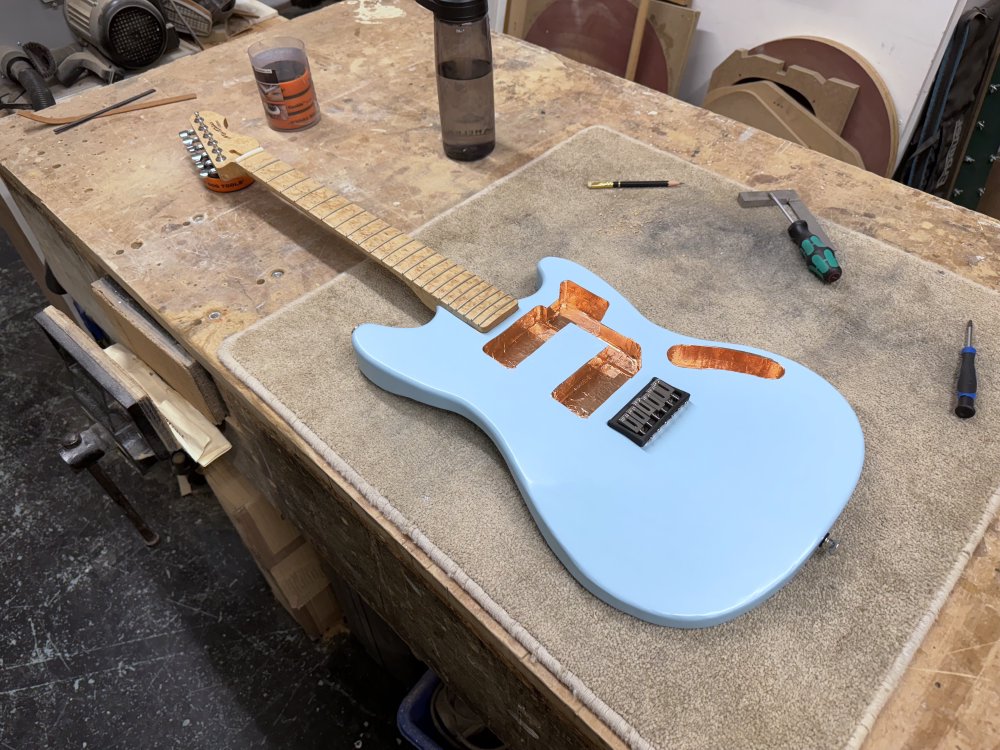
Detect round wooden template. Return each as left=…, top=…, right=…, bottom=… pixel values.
left=749, top=36, right=898, bottom=177
left=524, top=0, right=669, bottom=95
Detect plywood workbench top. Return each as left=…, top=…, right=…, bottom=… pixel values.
left=1, top=1, right=998, bottom=747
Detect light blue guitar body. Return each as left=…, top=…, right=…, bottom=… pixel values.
left=352, top=257, right=864, bottom=627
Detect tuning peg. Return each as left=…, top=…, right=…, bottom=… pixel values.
left=186, top=145, right=204, bottom=154
left=216, top=155, right=227, bottom=162
left=178, top=130, right=195, bottom=139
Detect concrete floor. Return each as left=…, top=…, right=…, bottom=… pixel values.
left=0, top=235, right=406, bottom=747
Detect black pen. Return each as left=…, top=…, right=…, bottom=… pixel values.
left=587, top=180, right=683, bottom=189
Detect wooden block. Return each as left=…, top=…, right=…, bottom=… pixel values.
left=625, top=0, right=652, bottom=82
left=709, top=50, right=859, bottom=135
left=205, top=456, right=342, bottom=636
left=261, top=572, right=343, bottom=639
left=91, top=277, right=226, bottom=424
left=269, top=542, right=331, bottom=609
left=204, top=454, right=255, bottom=515
left=305, top=587, right=345, bottom=636
left=703, top=82, right=865, bottom=169
left=205, top=457, right=303, bottom=566
left=647, top=0, right=698, bottom=96
left=104, top=345, right=231, bottom=467
left=234, top=500, right=304, bottom=568
left=504, top=0, right=530, bottom=37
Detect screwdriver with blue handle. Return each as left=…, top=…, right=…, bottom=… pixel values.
left=955, top=320, right=977, bottom=418
left=769, top=192, right=842, bottom=283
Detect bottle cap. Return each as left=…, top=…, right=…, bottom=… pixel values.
left=414, top=0, right=488, bottom=22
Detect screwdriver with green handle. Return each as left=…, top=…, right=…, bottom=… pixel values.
left=768, top=192, right=842, bottom=283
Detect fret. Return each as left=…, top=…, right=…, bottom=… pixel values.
left=464, top=290, right=505, bottom=319
left=349, top=218, right=390, bottom=244
left=283, top=179, right=321, bottom=202
left=459, top=286, right=499, bottom=316
left=475, top=293, right=512, bottom=322
left=436, top=271, right=475, bottom=300
left=240, top=152, right=278, bottom=171
left=360, top=227, right=402, bottom=254
left=371, top=234, right=414, bottom=261
left=423, top=265, right=464, bottom=294
left=324, top=203, right=365, bottom=229
left=453, top=285, right=493, bottom=316
left=412, top=258, right=454, bottom=286
left=475, top=296, right=518, bottom=327
left=383, top=240, right=425, bottom=268
left=256, top=160, right=295, bottom=183
left=405, top=254, right=449, bottom=282
left=298, top=187, right=338, bottom=211
left=394, top=247, right=437, bottom=275
left=335, top=211, right=378, bottom=237
left=445, top=279, right=488, bottom=308
left=269, top=170, right=309, bottom=192
left=474, top=302, right=507, bottom=327
left=283, top=177, right=322, bottom=201
left=310, top=196, right=350, bottom=220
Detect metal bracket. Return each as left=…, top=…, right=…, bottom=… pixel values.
left=737, top=189, right=836, bottom=251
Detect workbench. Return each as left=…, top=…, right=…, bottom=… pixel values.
left=2, top=1, right=998, bottom=747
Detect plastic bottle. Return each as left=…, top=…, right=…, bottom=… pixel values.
left=415, top=0, right=496, bottom=161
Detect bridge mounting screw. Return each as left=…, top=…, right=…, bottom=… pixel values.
left=991, top=84, right=999, bottom=94
left=976, top=120, right=986, bottom=130
left=953, top=188, right=964, bottom=197
left=964, top=156, right=976, bottom=164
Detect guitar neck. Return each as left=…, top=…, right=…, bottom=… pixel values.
left=234, top=148, right=518, bottom=333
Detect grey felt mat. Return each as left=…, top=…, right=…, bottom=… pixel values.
left=220, top=128, right=1000, bottom=750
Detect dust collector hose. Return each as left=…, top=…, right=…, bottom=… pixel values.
left=11, top=61, right=54, bottom=110
left=1, top=48, right=55, bottom=111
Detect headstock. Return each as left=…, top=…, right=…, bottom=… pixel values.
left=182, top=110, right=260, bottom=181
